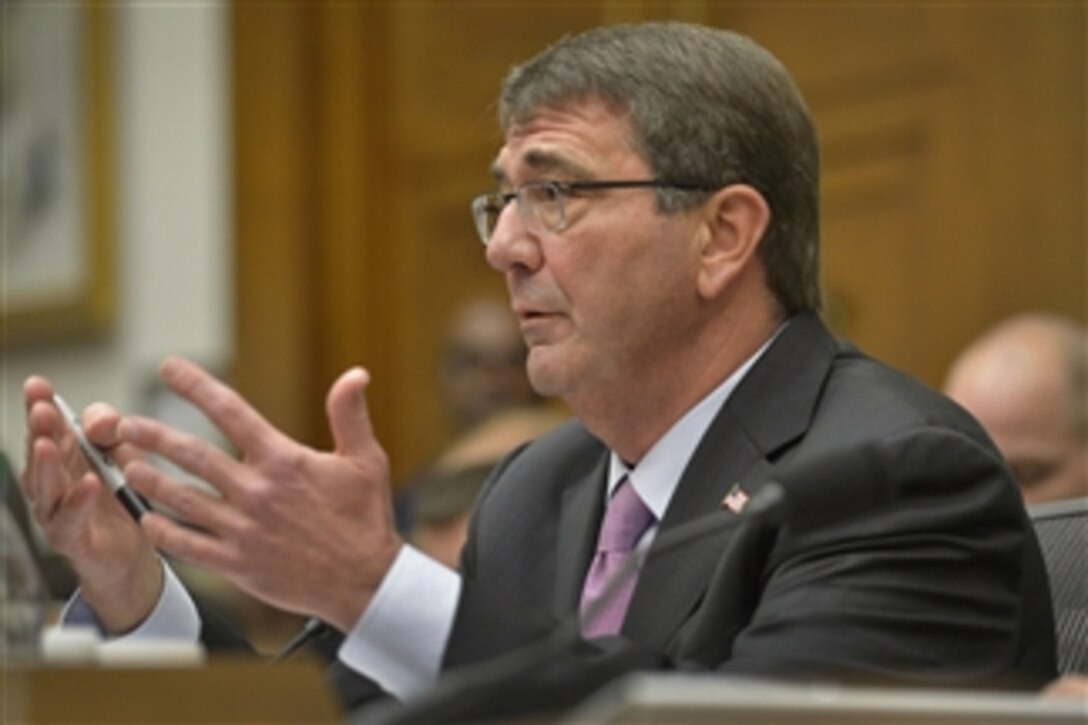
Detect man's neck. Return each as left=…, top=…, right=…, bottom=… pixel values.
left=572, top=309, right=784, bottom=463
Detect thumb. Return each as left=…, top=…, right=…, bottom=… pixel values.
left=326, top=367, right=377, bottom=458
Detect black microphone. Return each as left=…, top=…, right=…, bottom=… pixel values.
left=581, top=440, right=893, bottom=590
left=359, top=443, right=894, bottom=724
left=741, top=441, right=890, bottom=529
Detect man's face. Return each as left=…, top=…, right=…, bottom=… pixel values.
left=484, top=99, right=701, bottom=407
left=946, top=354, right=1087, bottom=505
left=442, top=301, right=535, bottom=428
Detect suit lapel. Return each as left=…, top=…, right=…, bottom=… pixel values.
left=621, top=313, right=838, bottom=648
left=553, top=453, right=609, bottom=619
left=622, top=415, right=768, bottom=648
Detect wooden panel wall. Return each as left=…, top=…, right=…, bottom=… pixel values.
left=232, top=3, right=1084, bottom=480
left=724, top=3, right=1086, bottom=384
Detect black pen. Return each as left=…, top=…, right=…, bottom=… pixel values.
left=52, top=393, right=152, bottom=521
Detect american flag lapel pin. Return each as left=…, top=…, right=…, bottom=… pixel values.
left=722, top=483, right=750, bottom=514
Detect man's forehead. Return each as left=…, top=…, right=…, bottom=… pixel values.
left=489, top=100, right=638, bottom=183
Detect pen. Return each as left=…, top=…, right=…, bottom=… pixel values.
left=52, top=393, right=152, bottom=521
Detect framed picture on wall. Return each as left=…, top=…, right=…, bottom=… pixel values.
left=1, top=1, right=115, bottom=345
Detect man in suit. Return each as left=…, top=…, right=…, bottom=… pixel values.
left=21, top=22, right=1055, bottom=714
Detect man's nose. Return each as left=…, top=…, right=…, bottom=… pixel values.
left=485, top=203, right=541, bottom=273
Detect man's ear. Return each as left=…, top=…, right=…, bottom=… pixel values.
left=695, top=184, right=771, bottom=299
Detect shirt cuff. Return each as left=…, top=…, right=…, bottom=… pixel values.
left=338, top=544, right=462, bottom=701
left=61, top=560, right=202, bottom=644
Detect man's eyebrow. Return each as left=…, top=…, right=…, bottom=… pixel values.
left=523, top=149, right=589, bottom=177
left=489, top=149, right=591, bottom=186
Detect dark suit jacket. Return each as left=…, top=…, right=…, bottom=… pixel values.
left=223, top=314, right=1058, bottom=715
left=441, top=313, right=1056, bottom=691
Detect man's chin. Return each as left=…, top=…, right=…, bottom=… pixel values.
left=525, top=350, right=568, bottom=398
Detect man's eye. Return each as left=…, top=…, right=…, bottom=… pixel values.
left=1010, top=459, right=1058, bottom=488
left=522, top=185, right=559, bottom=203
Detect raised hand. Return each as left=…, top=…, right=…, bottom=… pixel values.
left=21, top=377, right=162, bottom=633
left=119, top=356, right=403, bottom=633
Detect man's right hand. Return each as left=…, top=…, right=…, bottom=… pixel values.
left=21, top=376, right=163, bottom=634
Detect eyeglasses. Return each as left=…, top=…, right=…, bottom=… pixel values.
left=470, top=179, right=718, bottom=246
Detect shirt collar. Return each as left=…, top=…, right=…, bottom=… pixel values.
left=606, top=325, right=784, bottom=519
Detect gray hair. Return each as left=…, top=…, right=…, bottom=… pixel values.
left=499, top=22, right=822, bottom=316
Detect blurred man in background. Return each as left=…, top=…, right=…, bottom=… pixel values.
left=945, top=313, right=1087, bottom=505
left=410, top=405, right=567, bottom=568
left=440, top=297, right=543, bottom=433
left=396, top=296, right=560, bottom=533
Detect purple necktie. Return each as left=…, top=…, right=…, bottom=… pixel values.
left=579, top=478, right=656, bottom=638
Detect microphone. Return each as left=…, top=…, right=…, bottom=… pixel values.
left=360, top=443, right=894, bottom=724
left=740, top=441, right=890, bottom=528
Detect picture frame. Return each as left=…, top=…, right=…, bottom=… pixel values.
left=1, top=2, right=115, bottom=345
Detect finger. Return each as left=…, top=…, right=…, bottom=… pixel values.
left=118, top=415, right=245, bottom=502
left=77, top=404, right=145, bottom=473
left=26, top=398, right=63, bottom=439
left=24, top=405, right=92, bottom=513
left=124, top=460, right=240, bottom=537
left=158, top=356, right=286, bottom=458
left=23, top=434, right=87, bottom=512
left=326, top=367, right=375, bottom=458
left=25, top=401, right=59, bottom=487
left=23, top=437, right=67, bottom=520
left=140, top=511, right=240, bottom=574
left=23, top=438, right=106, bottom=541
left=24, top=376, right=56, bottom=411
left=82, top=402, right=124, bottom=449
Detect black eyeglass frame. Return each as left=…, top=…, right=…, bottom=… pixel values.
left=470, top=179, right=719, bottom=246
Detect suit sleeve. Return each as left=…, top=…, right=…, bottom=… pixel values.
left=442, top=442, right=561, bottom=669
